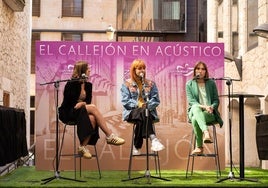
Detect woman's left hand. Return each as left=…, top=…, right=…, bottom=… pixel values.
left=206, top=106, right=214, bottom=114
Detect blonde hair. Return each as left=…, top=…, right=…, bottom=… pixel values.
left=72, top=60, right=88, bottom=79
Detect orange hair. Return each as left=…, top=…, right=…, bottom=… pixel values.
left=130, top=59, right=146, bottom=84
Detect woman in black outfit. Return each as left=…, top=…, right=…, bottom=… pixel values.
left=59, top=60, right=125, bottom=159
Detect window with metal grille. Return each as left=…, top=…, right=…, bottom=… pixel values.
left=3, top=92, right=10, bottom=107
left=32, top=0, right=40, bottom=17
left=62, top=0, right=83, bottom=17
left=31, top=32, right=40, bottom=74
left=117, top=0, right=186, bottom=32
left=62, top=33, right=83, bottom=41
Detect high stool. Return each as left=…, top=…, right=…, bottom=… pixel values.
left=186, top=124, right=221, bottom=178
left=127, top=124, right=161, bottom=179
left=59, top=122, right=101, bottom=179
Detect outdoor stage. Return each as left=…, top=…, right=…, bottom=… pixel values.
left=0, top=166, right=267, bottom=187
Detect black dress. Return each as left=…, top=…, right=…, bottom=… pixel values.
left=59, top=80, right=99, bottom=145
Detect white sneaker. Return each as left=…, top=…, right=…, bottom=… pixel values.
left=151, top=138, right=165, bottom=152
left=132, top=146, right=141, bottom=155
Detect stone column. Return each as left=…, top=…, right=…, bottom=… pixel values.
left=207, top=0, right=218, bottom=42
left=223, top=0, right=232, bottom=53
left=258, top=0, right=268, bottom=170
left=238, top=0, right=248, bottom=55
left=258, top=0, right=268, bottom=46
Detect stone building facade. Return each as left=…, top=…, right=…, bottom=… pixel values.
left=32, top=0, right=115, bottom=41
left=32, top=0, right=268, bottom=170
left=208, top=0, right=268, bottom=169
left=0, top=0, right=31, bottom=147
left=1, top=0, right=266, bottom=170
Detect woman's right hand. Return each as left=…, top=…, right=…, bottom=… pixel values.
left=74, top=102, right=86, bottom=109
left=200, top=105, right=214, bottom=114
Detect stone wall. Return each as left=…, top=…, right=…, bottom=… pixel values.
left=208, top=0, right=268, bottom=169
left=0, top=0, right=31, bottom=147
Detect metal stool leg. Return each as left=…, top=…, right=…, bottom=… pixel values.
left=155, top=151, right=161, bottom=176
left=94, top=145, right=102, bottom=179
left=73, top=125, right=77, bottom=179
left=152, top=123, right=161, bottom=176
left=59, top=124, right=78, bottom=180
left=212, top=125, right=221, bottom=178
left=60, top=123, right=101, bottom=179
left=78, top=144, right=101, bottom=179
left=186, top=124, right=221, bottom=178
left=186, top=129, right=194, bottom=178
left=127, top=124, right=161, bottom=179
left=127, top=125, right=135, bottom=179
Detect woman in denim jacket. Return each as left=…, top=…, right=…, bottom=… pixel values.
left=121, top=59, right=165, bottom=155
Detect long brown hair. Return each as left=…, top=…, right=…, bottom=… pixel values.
left=193, top=61, right=209, bottom=79
left=72, top=60, right=88, bottom=79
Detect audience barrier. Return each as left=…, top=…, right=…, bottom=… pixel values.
left=0, top=106, right=28, bottom=166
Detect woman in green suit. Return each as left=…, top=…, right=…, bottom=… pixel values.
left=186, top=61, right=223, bottom=155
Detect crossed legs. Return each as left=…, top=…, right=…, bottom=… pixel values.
left=189, top=104, right=216, bottom=154
left=79, top=104, right=125, bottom=159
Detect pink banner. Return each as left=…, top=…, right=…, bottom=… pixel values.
left=35, top=41, right=224, bottom=171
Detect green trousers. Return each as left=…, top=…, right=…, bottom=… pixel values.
left=189, top=104, right=216, bottom=147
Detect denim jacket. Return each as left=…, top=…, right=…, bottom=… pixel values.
left=120, top=78, right=160, bottom=122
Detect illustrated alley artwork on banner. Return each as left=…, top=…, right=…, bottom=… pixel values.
left=35, top=41, right=224, bottom=170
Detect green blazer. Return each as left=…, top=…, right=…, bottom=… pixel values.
left=186, top=78, right=223, bottom=127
